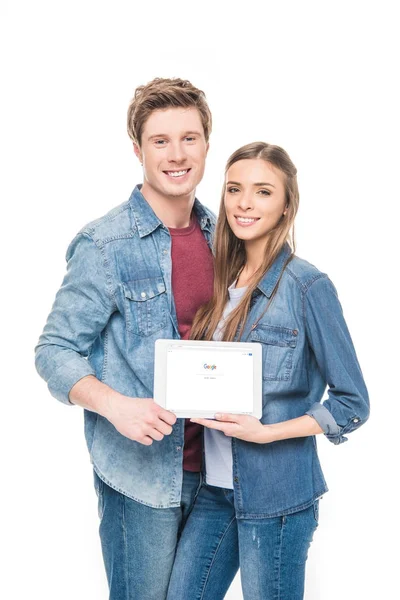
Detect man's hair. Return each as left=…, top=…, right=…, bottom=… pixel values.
left=127, top=77, right=212, bottom=146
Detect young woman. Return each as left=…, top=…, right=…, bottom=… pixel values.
left=166, top=142, right=369, bottom=600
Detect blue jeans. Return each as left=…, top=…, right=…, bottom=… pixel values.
left=167, top=483, right=319, bottom=600
left=94, top=469, right=202, bottom=600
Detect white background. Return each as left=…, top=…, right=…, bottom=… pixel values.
left=1, top=1, right=399, bottom=598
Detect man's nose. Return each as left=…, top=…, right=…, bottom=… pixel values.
left=167, top=142, right=186, bottom=163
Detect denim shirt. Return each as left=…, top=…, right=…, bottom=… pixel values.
left=232, top=245, right=369, bottom=518
left=35, top=186, right=369, bottom=516
left=35, top=185, right=215, bottom=508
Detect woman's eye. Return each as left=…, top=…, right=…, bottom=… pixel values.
left=258, top=189, right=271, bottom=196
left=227, top=187, right=239, bottom=193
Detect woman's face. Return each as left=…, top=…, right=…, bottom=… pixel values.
left=224, top=159, right=287, bottom=245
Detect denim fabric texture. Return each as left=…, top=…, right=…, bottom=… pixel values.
left=95, top=469, right=201, bottom=600
left=167, top=482, right=318, bottom=600
left=35, top=185, right=369, bottom=516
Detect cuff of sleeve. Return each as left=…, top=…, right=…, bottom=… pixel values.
left=47, top=357, right=96, bottom=405
left=306, top=402, right=345, bottom=444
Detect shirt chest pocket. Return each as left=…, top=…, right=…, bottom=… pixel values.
left=250, top=324, right=298, bottom=381
left=122, top=277, right=168, bottom=337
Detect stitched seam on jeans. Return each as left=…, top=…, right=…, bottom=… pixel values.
left=275, top=517, right=285, bottom=600
left=122, top=494, right=130, bottom=600
left=199, top=516, right=237, bottom=600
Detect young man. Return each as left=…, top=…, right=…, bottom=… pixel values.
left=35, top=78, right=215, bottom=599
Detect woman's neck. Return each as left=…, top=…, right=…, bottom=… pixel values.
left=237, top=238, right=268, bottom=286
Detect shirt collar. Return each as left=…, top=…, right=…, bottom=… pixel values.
left=129, top=185, right=214, bottom=238
left=256, top=243, right=293, bottom=298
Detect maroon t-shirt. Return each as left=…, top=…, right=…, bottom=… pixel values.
left=169, top=215, right=214, bottom=471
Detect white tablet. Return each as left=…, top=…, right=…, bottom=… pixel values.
left=154, top=339, right=262, bottom=419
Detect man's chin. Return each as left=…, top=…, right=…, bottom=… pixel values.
left=163, top=182, right=197, bottom=198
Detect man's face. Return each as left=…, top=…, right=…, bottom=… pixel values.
left=135, top=107, right=209, bottom=200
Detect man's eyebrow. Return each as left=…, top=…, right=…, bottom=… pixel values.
left=147, top=130, right=202, bottom=141
left=148, top=133, right=168, bottom=141
left=226, top=181, right=276, bottom=188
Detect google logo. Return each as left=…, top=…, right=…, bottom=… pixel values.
left=203, top=364, right=217, bottom=371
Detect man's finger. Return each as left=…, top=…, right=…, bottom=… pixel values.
left=155, top=420, right=173, bottom=436
left=139, top=436, right=153, bottom=446
left=149, top=429, right=164, bottom=442
left=157, top=407, right=177, bottom=426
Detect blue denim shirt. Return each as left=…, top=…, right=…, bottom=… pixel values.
left=35, top=186, right=369, bottom=516
left=35, top=185, right=215, bottom=507
left=232, top=245, right=369, bottom=517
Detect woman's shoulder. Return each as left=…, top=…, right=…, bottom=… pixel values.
left=285, top=254, right=329, bottom=292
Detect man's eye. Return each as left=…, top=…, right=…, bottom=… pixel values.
left=227, top=187, right=239, bottom=193
left=155, top=140, right=166, bottom=145
left=185, top=136, right=196, bottom=142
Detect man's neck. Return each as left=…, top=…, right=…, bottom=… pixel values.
left=140, top=182, right=196, bottom=228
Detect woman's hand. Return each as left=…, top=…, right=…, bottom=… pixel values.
left=191, top=413, right=324, bottom=444
left=190, top=414, right=276, bottom=444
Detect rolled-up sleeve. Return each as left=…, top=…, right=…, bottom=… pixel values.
left=304, top=275, right=369, bottom=445
left=35, top=233, right=116, bottom=404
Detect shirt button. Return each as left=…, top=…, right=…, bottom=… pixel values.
left=234, top=476, right=239, bottom=483
left=293, top=329, right=298, bottom=336
left=353, top=418, right=360, bottom=423
left=141, top=292, right=146, bottom=298
left=163, top=250, right=168, bottom=255
left=176, top=446, right=182, bottom=451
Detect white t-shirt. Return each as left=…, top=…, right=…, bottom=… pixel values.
left=204, top=283, right=247, bottom=489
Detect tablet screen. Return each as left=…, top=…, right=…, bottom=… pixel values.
left=164, top=342, right=254, bottom=413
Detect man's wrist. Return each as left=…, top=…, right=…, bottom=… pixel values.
left=69, top=375, right=123, bottom=420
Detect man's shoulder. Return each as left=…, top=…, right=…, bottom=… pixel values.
left=78, top=199, right=135, bottom=245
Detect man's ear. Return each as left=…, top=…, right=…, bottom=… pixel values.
left=133, top=143, right=143, bottom=164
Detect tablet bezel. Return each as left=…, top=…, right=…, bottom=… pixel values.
left=154, top=338, right=263, bottom=419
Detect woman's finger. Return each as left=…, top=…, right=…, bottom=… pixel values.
left=215, top=413, right=241, bottom=422
left=190, top=418, right=231, bottom=433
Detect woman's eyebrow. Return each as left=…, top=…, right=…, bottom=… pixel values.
left=226, top=181, right=276, bottom=188
left=254, top=182, right=275, bottom=188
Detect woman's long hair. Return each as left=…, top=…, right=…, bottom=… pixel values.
left=191, top=142, right=299, bottom=341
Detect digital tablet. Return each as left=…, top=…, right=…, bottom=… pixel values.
left=154, top=339, right=262, bottom=419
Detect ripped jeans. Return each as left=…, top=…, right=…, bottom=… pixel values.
left=167, top=482, right=319, bottom=600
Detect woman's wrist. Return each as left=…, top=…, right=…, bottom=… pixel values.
left=261, top=415, right=324, bottom=443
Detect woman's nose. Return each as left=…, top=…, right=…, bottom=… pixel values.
left=237, top=193, right=253, bottom=211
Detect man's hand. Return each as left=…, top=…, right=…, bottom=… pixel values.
left=69, top=376, right=176, bottom=445
left=104, top=395, right=177, bottom=445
